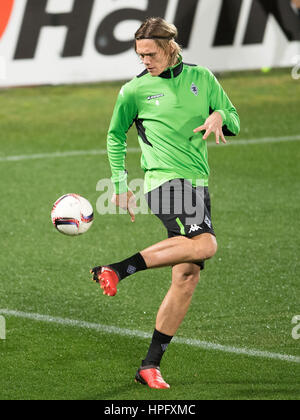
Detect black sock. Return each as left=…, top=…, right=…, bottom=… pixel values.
left=142, top=329, right=173, bottom=367
left=108, top=252, right=147, bottom=281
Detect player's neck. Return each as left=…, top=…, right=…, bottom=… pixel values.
left=169, top=55, right=180, bottom=68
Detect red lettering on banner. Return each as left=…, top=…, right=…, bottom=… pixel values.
left=0, top=0, right=14, bottom=39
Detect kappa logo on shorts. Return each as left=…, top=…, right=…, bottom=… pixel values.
left=189, top=224, right=203, bottom=233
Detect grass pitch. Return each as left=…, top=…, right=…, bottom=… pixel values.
left=0, top=68, right=299, bottom=400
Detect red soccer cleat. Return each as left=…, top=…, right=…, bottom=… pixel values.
left=90, top=266, right=119, bottom=297
left=135, top=366, right=170, bottom=389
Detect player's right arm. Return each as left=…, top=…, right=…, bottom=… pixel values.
left=107, top=82, right=138, bottom=221
left=193, top=69, right=240, bottom=143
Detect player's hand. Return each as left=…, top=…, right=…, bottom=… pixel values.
left=193, top=111, right=226, bottom=144
left=111, top=190, right=136, bottom=223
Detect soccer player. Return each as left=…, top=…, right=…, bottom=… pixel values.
left=91, top=17, right=240, bottom=389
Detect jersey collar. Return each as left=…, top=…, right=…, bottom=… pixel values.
left=159, top=55, right=183, bottom=79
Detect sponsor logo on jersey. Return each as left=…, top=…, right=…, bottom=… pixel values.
left=147, top=94, right=164, bottom=101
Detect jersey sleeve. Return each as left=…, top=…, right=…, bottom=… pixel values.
left=107, top=81, right=138, bottom=194
left=207, top=69, right=240, bottom=136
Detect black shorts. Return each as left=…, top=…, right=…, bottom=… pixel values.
left=145, top=179, right=215, bottom=270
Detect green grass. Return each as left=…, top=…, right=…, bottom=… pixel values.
left=0, top=68, right=299, bottom=400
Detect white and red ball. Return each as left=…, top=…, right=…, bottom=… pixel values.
left=51, top=194, right=94, bottom=236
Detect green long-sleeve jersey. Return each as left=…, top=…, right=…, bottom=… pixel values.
left=107, top=56, right=240, bottom=194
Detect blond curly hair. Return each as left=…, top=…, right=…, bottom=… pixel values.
left=135, top=17, right=182, bottom=66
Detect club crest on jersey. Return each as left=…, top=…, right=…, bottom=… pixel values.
left=191, top=83, right=199, bottom=96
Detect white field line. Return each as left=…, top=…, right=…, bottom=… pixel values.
left=1, top=308, right=299, bottom=364
left=0, top=135, right=300, bottom=163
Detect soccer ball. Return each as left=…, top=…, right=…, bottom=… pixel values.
left=51, top=194, right=94, bottom=236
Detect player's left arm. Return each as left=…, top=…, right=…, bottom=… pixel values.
left=194, top=70, right=240, bottom=144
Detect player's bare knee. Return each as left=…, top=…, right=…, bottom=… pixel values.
left=206, top=236, right=218, bottom=258
left=193, top=235, right=218, bottom=260
left=175, top=269, right=200, bottom=297
left=183, top=274, right=199, bottom=297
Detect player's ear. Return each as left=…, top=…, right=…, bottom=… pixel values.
left=168, top=41, right=178, bottom=63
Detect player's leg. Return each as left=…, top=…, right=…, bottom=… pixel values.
left=91, top=180, right=217, bottom=296
left=155, top=261, right=201, bottom=336
left=135, top=261, right=201, bottom=388
left=140, top=232, right=217, bottom=269
left=91, top=233, right=216, bottom=295
left=135, top=234, right=216, bottom=389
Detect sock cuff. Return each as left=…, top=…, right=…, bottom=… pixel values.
left=108, top=252, right=147, bottom=281
left=142, top=329, right=173, bottom=367
left=136, top=252, right=147, bottom=270
left=153, top=329, right=173, bottom=344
